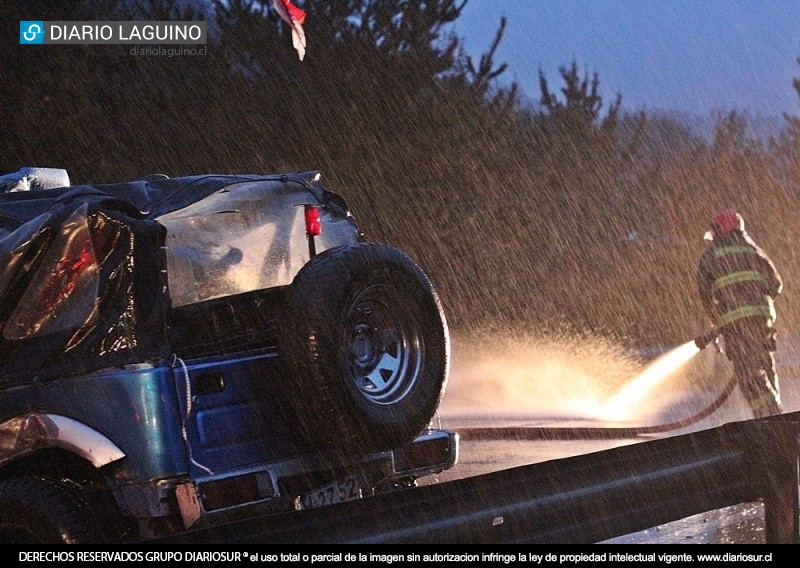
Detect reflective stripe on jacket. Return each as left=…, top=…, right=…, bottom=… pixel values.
left=697, top=232, right=782, bottom=329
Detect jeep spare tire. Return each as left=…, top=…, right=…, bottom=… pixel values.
left=277, top=242, right=449, bottom=455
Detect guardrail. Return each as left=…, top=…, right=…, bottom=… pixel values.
left=148, top=412, right=800, bottom=544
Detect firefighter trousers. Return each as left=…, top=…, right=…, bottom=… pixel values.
left=722, top=320, right=782, bottom=419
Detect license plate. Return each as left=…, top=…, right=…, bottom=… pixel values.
left=301, top=475, right=363, bottom=509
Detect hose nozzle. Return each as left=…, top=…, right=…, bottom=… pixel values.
left=694, top=327, right=720, bottom=350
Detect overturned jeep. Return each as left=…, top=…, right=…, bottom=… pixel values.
left=0, top=167, right=456, bottom=543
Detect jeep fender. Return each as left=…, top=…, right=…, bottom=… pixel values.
left=0, top=413, right=125, bottom=468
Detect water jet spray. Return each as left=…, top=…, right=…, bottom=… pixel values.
left=597, top=328, right=737, bottom=432
left=599, top=340, right=702, bottom=421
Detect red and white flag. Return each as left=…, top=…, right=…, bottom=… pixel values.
left=272, top=0, right=307, bottom=61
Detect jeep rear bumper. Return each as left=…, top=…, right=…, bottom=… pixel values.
left=121, top=429, right=458, bottom=536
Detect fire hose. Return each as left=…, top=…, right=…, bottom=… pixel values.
left=459, top=327, right=740, bottom=441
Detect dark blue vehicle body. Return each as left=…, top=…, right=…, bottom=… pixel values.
left=0, top=168, right=456, bottom=542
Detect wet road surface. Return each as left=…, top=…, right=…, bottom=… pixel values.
left=410, top=332, right=800, bottom=544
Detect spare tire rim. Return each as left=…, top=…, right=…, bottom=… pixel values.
left=346, top=284, right=423, bottom=404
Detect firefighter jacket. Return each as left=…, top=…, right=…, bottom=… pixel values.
left=697, top=231, right=783, bottom=329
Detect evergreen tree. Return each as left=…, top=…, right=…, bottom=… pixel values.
left=776, top=54, right=800, bottom=191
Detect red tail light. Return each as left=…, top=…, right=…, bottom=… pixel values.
left=304, top=205, right=321, bottom=237
left=4, top=205, right=99, bottom=339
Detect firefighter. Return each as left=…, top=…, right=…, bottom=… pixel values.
left=697, top=208, right=783, bottom=418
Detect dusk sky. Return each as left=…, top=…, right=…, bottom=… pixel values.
left=452, top=0, right=800, bottom=118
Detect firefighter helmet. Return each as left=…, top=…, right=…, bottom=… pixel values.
left=710, top=208, right=744, bottom=238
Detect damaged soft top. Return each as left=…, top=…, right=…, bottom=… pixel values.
left=0, top=168, right=359, bottom=383
left=0, top=169, right=336, bottom=227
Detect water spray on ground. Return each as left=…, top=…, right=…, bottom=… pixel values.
left=440, top=330, right=716, bottom=426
